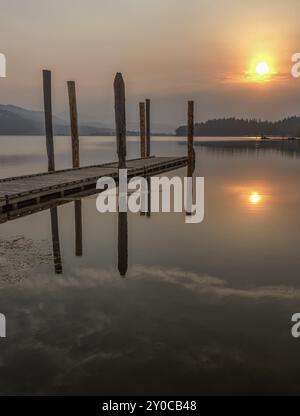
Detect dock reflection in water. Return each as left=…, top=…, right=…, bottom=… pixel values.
left=0, top=173, right=157, bottom=278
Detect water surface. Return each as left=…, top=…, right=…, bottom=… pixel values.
left=0, top=136, right=300, bottom=395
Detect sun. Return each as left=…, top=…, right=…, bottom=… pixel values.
left=244, top=55, right=276, bottom=83
left=255, top=61, right=270, bottom=76
left=249, top=192, right=262, bottom=205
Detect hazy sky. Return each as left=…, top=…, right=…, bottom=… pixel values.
left=1, top=0, right=300, bottom=127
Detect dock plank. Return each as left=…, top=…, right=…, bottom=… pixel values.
left=0, top=156, right=188, bottom=210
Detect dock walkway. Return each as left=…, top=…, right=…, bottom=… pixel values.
left=0, top=156, right=188, bottom=212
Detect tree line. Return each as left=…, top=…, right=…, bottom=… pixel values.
left=175, top=116, right=300, bottom=137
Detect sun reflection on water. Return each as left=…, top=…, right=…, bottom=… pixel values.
left=224, top=184, right=269, bottom=212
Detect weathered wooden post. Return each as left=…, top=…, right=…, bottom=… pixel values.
left=187, top=100, right=194, bottom=177
left=67, top=81, right=82, bottom=256
left=114, top=73, right=126, bottom=168
left=146, top=98, right=151, bottom=157
left=43, top=70, right=63, bottom=271
left=43, top=70, right=55, bottom=172
left=139, top=102, right=146, bottom=158
left=67, top=81, right=80, bottom=168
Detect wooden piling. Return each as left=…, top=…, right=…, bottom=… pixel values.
left=146, top=98, right=151, bottom=157
left=67, top=81, right=80, bottom=168
left=43, top=70, right=55, bottom=172
left=187, top=100, right=194, bottom=177
left=67, top=81, right=82, bottom=256
left=114, top=73, right=126, bottom=168
left=43, top=71, right=62, bottom=270
left=139, top=102, right=146, bottom=158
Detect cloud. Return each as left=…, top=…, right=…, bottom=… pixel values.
left=0, top=236, right=296, bottom=303
left=20, top=262, right=300, bottom=303
left=129, top=264, right=300, bottom=301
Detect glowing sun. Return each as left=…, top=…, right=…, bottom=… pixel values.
left=244, top=56, right=276, bottom=83
left=255, top=61, right=270, bottom=76
left=249, top=192, right=262, bottom=205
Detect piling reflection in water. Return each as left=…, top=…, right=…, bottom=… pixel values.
left=140, top=174, right=152, bottom=218
left=48, top=198, right=129, bottom=277
left=50, top=207, right=62, bottom=274
left=74, top=199, right=83, bottom=257
left=118, top=211, right=128, bottom=277
left=186, top=149, right=195, bottom=217
left=146, top=177, right=151, bottom=218
left=48, top=195, right=130, bottom=278
left=0, top=171, right=157, bottom=278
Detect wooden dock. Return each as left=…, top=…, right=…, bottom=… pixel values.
left=0, top=70, right=195, bottom=231
left=0, top=155, right=188, bottom=215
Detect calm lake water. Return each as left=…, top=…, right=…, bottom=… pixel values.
left=0, top=136, right=300, bottom=395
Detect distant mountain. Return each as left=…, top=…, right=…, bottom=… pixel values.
left=58, top=110, right=176, bottom=135
left=2, top=104, right=64, bottom=125
left=176, top=117, right=300, bottom=137
left=0, top=106, right=41, bottom=135
left=57, top=110, right=111, bottom=131
left=126, top=121, right=176, bottom=135
left=0, top=105, right=114, bottom=135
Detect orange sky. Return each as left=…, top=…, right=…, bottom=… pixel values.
left=0, top=0, right=299, bottom=126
